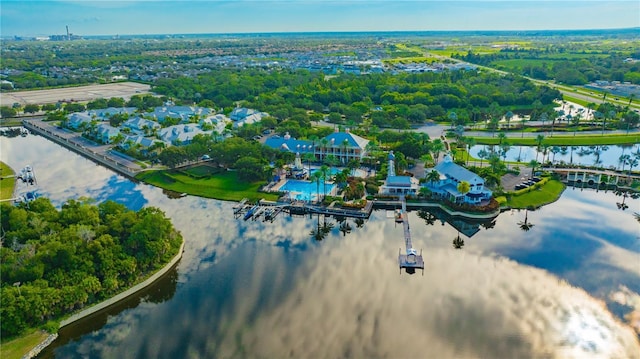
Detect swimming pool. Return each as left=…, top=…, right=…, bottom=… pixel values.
left=310, top=167, right=368, bottom=178
left=279, top=179, right=336, bottom=202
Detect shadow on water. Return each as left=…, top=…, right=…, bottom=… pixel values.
left=37, top=263, right=180, bottom=359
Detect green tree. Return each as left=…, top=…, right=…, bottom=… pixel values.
left=0, top=106, right=17, bottom=118
left=23, top=104, right=40, bottom=114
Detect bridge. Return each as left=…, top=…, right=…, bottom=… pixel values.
left=398, top=196, right=424, bottom=275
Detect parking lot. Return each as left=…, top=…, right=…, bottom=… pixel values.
left=0, top=82, right=151, bottom=106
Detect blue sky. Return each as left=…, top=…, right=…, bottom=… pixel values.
left=1, top=1, right=639, bottom=36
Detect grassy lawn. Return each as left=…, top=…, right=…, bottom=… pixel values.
left=0, top=161, right=16, bottom=200
left=506, top=179, right=566, bottom=209
left=136, top=168, right=280, bottom=202
left=1, top=329, right=49, bottom=359
left=471, top=133, right=639, bottom=146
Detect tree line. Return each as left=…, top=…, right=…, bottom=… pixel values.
left=0, top=198, right=183, bottom=338
left=152, top=68, right=561, bottom=129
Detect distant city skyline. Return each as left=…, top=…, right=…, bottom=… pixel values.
left=2, top=1, right=639, bottom=37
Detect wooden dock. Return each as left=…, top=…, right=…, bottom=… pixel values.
left=398, top=196, right=424, bottom=275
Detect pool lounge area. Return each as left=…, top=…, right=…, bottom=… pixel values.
left=275, top=179, right=337, bottom=202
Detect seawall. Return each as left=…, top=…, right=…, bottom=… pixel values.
left=373, top=200, right=500, bottom=220
left=21, top=119, right=139, bottom=180
left=59, top=239, right=184, bottom=327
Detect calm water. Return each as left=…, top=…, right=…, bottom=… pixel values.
left=469, top=144, right=640, bottom=168
left=2, top=134, right=640, bottom=358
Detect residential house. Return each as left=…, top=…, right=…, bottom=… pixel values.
left=122, top=134, right=163, bottom=150
left=200, top=113, right=231, bottom=135
left=149, top=106, right=211, bottom=124
left=423, top=155, right=492, bottom=205
left=88, top=107, right=136, bottom=119
left=96, top=124, right=121, bottom=144
left=123, top=117, right=161, bottom=135
left=67, top=112, right=94, bottom=129
left=229, top=107, right=269, bottom=128
left=158, top=124, right=209, bottom=145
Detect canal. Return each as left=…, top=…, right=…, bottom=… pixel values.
left=2, top=133, right=639, bottom=358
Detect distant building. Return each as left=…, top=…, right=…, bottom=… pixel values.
left=229, top=107, right=269, bottom=128
left=149, top=106, right=211, bottom=123
left=158, top=124, right=209, bottom=145
left=88, top=107, right=136, bottom=118
left=423, top=155, right=492, bottom=205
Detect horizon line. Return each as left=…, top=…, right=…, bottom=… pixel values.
left=8, top=27, right=640, bottom=39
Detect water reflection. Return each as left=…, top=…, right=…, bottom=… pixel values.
left=469, top=144, right=639, bottom=169
left=2, top=134, right=639, bottom=358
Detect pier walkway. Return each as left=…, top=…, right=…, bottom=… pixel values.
left=398, top=196, right=424, bottom=274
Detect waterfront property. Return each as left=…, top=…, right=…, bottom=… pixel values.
left=379, top=151, right=420, bottom=196
left=276, top=179, right=336, bottom=202
left=424, top=155, right=492, bottom=205
left=265, top=129, right=369, bottom=164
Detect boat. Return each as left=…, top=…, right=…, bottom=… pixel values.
left=263, top=207, right=275, bottom=221
left=243, top=205, right=259, bottom=220
left=394, top=209, right=403, bottom=223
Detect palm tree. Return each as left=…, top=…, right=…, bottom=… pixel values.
left=418, top=210, right=437, bottom=225
left=427, top=169, right=440, bottom=186
left=571, top=113, right=581, bottom=136
left=464, top=137, right=476, bottom=166
left=453, top=232, right=464, bottom=249
left=535, top=134, right=545, bottom=162
left=324, top=155, right=339, bottom=180
left=457, top=181, right=471, bottom=204
left=310, top=214, right=326, bottom=241
left=311, top=171, right=323, bottom=203
left=527, top=160, right=540, bottom=179
left=339, top=221, right=352, bottom=236
left=520, top=115, right=527, bottom=138
left=319, top=165, right=330, bottom=200
left=619, top=154, right=631, bottom=172
left=550, top=146, right=561, bottom=165
left=448, top=111, right=458, bottom=129
left=341, top=139, right=350, bottom=164
left=478, top=148, right=488, bottom=167
left=302, top=152, right=316, bottom=177
left=500, top=141, right=511, bottom=168
left=321, top=215, right=334, bottom=235
left=320, top=137, right=329, bottom=161
left=539, top=112, right=548, bottom=131
left=518, top=209, right=534, bottom=231
left=625, top=156, right=639, bottom=180
left=551, top=109, right=564, bottom=137
left=431, top=139, right=445, bottom=165
left=497, top=131, right=507, bottom=146
left=505, top=111, right=513, bottom=131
